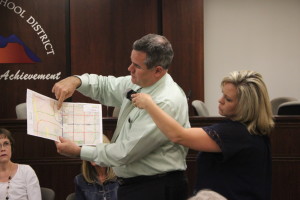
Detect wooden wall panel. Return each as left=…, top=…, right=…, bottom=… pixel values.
left=1, top=116, right=299, bottom=200
left=163, top=0, right=204, bottom=105
left=270, top=117, right=300, bottom=200
left=271, top=117, right=300, bottom=156
left=70, top=0, right=160, bottom=113
left=1, top=0, right=204, bottom=118
left=69, top=0, right=204, bottom=116
left=70, top=0, right=159, bottom=76
left=0, top=0, right=69, bottom=118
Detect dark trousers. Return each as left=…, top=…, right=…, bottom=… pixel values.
left=117, top=171, right=188, bottom=200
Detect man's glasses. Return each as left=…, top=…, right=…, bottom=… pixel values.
left=0, top=141, right=11, bottom=149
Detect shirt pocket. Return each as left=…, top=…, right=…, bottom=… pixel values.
left=128, top=108, right=144, bottom=130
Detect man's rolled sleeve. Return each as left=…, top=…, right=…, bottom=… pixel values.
left=80, top=145, right=96, bottom=161
left=75, top=74, right=89, bottom=92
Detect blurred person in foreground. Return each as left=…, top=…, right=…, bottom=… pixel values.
left=132, top=70, right=274, bottom=200
left=187, top=189, right=227, bottom=200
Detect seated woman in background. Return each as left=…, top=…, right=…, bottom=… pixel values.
left=0, top=128, right=41, bottom=200
left=132, top=70, right=274, bottom=200
left=75, top=135, right=118, bottom=200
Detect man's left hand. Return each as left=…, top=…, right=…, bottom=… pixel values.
left=55, top=136, right=81, bottom=158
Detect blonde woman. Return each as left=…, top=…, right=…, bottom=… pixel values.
left=132, top=70, right=274, bottom=200
left=74, top=135, right=118, bottom=200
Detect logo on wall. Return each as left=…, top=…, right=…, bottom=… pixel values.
left=0, top=1, right=61, bottom=80
left=0, top=34, right=41, bottom=63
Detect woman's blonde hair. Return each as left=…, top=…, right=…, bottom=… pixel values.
left=82, top=135, right=116, bottom=183
left=221, top=70, right=274, bottom=135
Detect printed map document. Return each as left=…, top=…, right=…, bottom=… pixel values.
left=26, top=89, right=103, bottom=145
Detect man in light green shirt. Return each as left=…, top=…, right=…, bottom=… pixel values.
left=52, top=34, right=190, bottom=200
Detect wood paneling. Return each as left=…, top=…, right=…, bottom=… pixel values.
left=1, top=116, right=299, bottom=200
left=69, top=0, right=204, bottom=115
left=0, top=0, right=69, bottom=118
left=269, top=117, right=300, bottom=200
left=70, top=0, right=160, bottom=108
left=1, top=0, right=204, bottom=118
left=163, top=0, right=204, bottom=105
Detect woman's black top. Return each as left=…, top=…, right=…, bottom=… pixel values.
left=195, top=119, right=271, bottom=200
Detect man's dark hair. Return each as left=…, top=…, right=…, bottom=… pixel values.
left=133, top=33, right=174, bottom=69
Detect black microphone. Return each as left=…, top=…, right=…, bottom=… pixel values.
left=187, top=89, right=192, bottom=101
left=126, top=89, right=137, bottom=101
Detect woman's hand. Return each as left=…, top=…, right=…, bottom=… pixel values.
left=131, top=93, right=155, bottom=109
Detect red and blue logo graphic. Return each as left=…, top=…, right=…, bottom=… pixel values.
left=0, top=34, right=41, bottom=63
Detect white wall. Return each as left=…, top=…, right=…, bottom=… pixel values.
left=204, top=0, right=300, bottom=116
